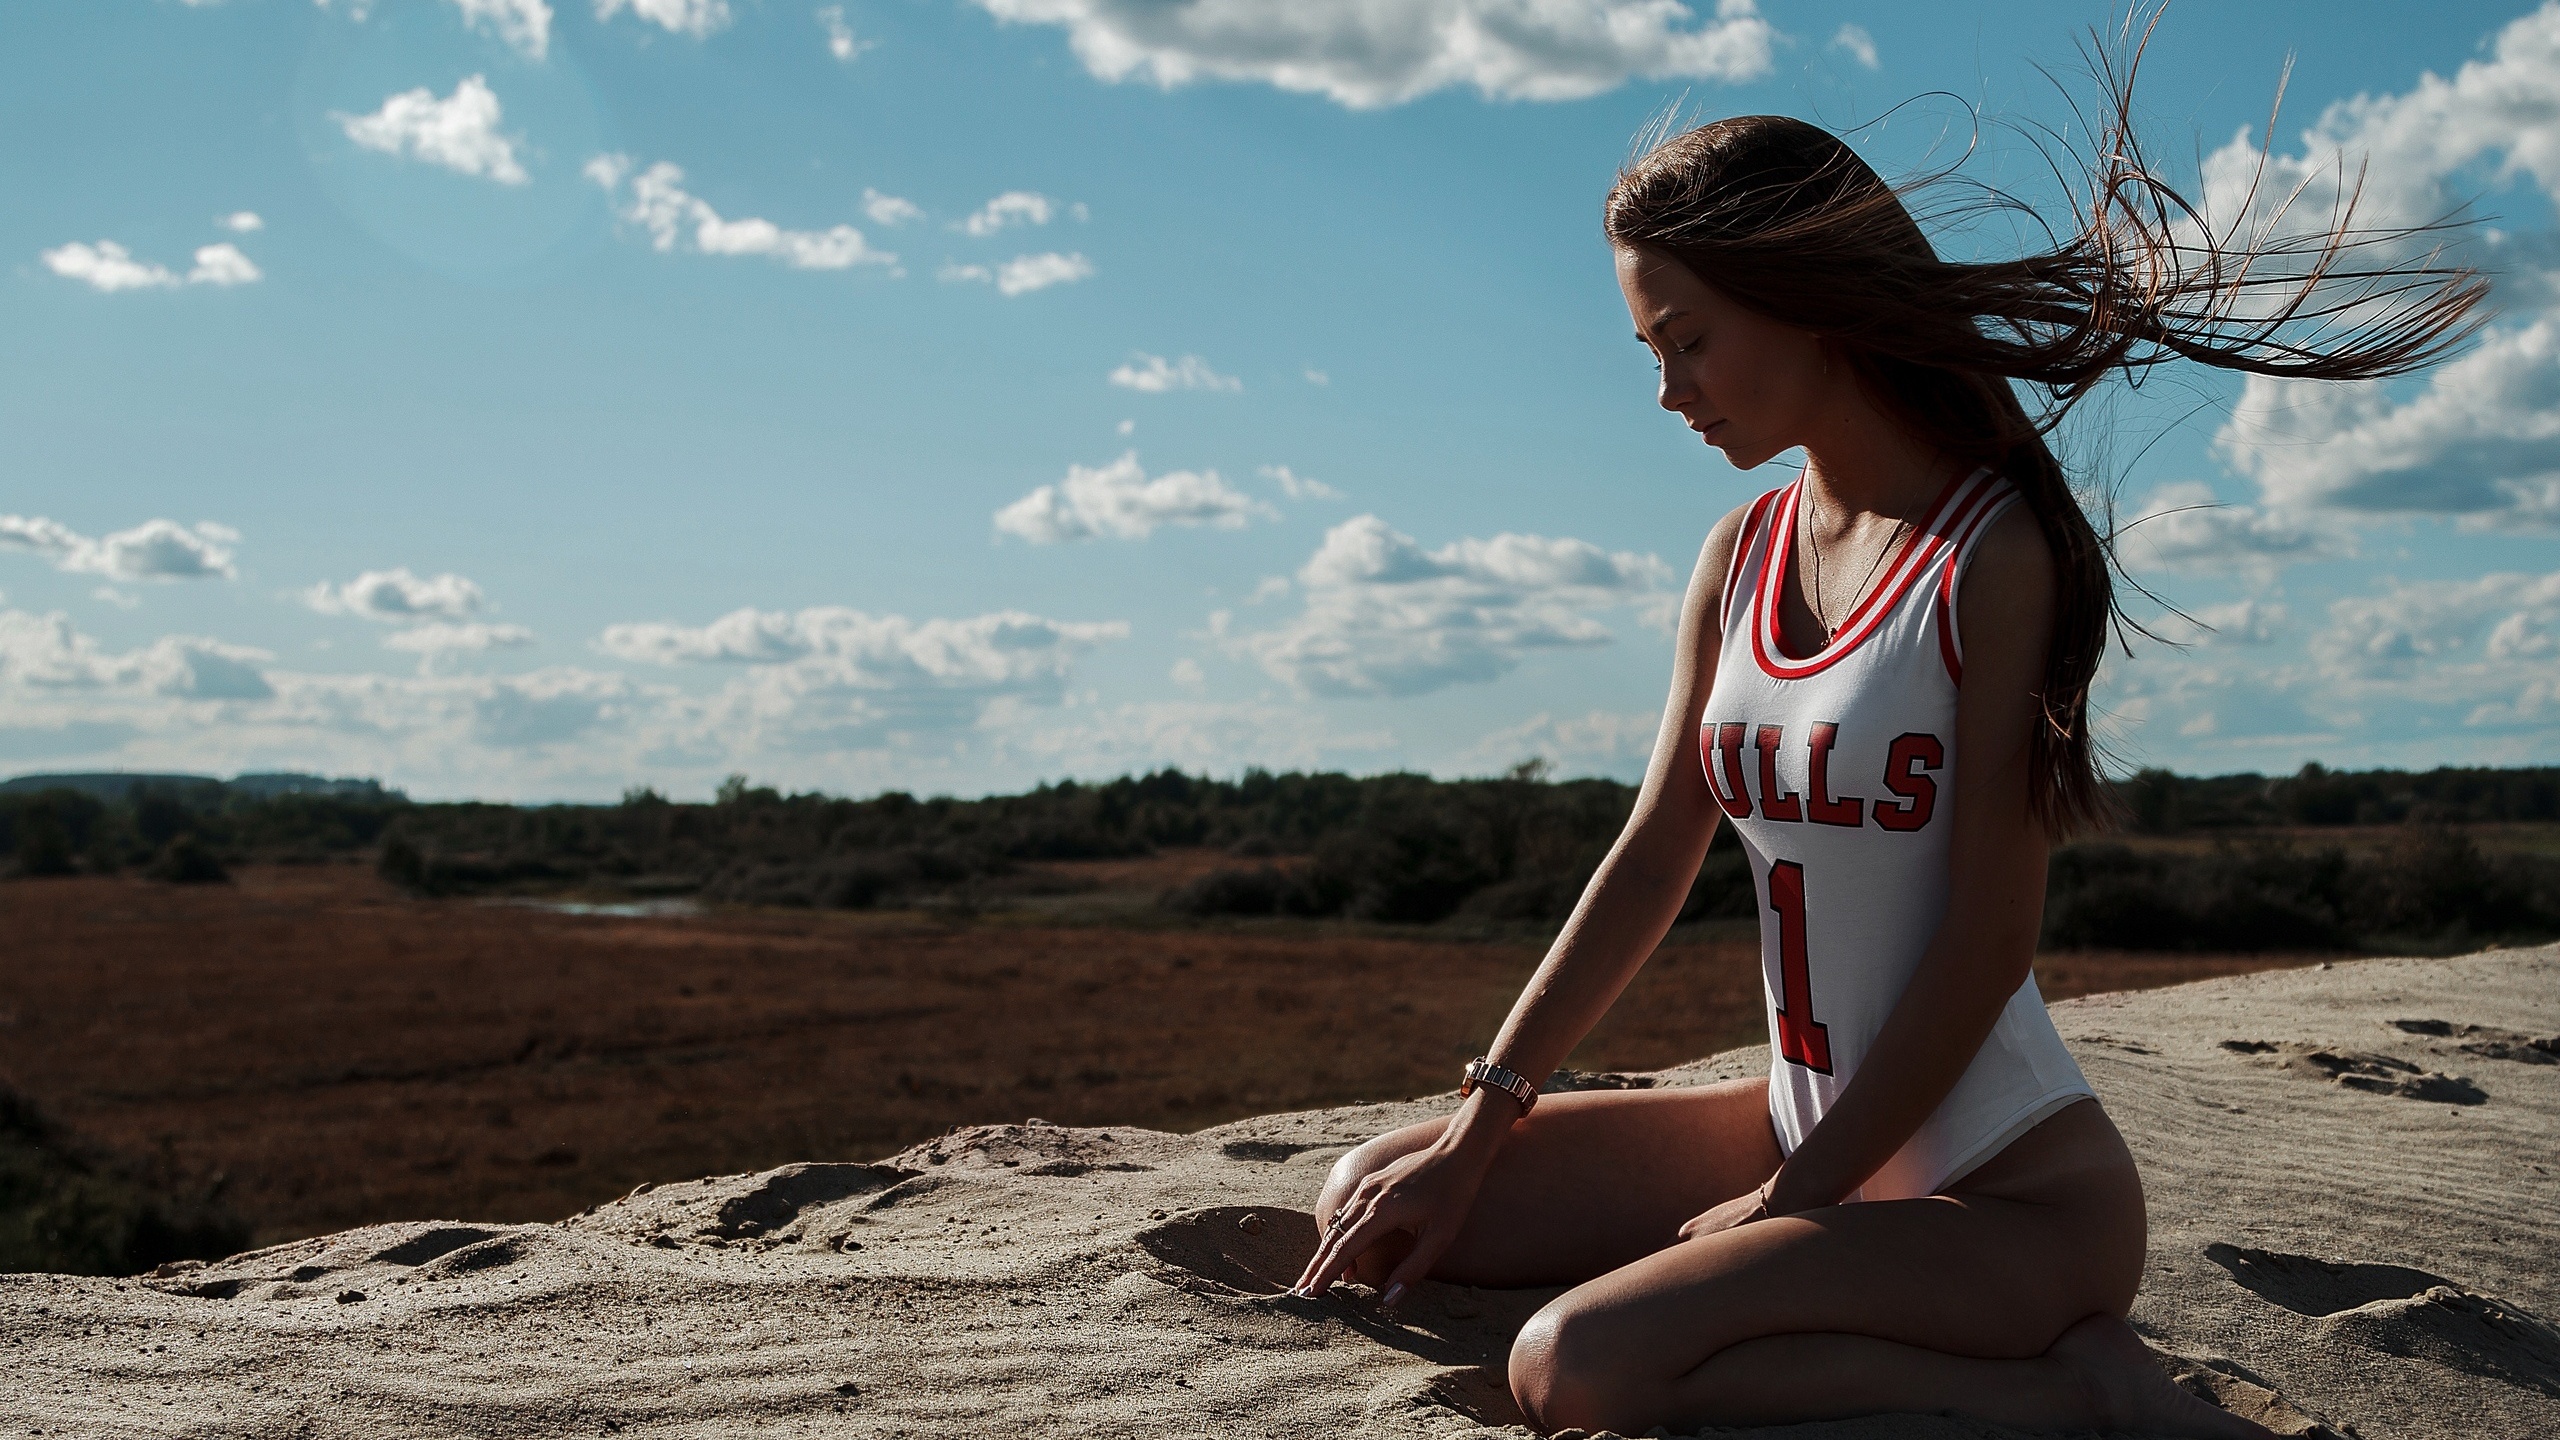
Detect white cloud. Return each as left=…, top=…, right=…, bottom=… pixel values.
left=589, top=155, right=896, bottom=271
left=968, top=0, right=1776, bottom=108
left=2216, top=313, right=2560, bottom=528
left=1259, top=464, right=1340, bottom=501
left=0, top=609, right=273, bottom=701
left=2200, top=4, right=2560, bottom=528
left=1108, top=352, right=1240, bottom=393
left=2117, top=481, right=2347, bottom=577
left=1234, top=514, right=1674, bottom=697
left=382, top=621, right=538, bottom=672
left=41, top=241, right=178, bottom=293
left=0, top=516, right=239, bottom=582
left=817, top=5, right=876, bottom=61
left=594, top=0, right=730, bottom=38
left=997, top=251, right=1091, bottom=294
left=1828, top=22, right=1876, bottom=69
left=961, top=190, right=1055, bottom=236
left=43, top=240, right=263, bottom=292
left=185, top=243, right=261, bottom=286
left=217, top=211, right=263, bottom=233
left=1456, top=707, right=1663, bottom=775
left=2313, top=569, right=2560, bottom=680
left=597, top=607, right=1128, bottom=721
left=861, top=188, right=923, bottom=226
left=1303, top=367, right=1330, bottom=386
left=994, top=451, right=1276, bottom=543
left=450, top=0, right=552, bottom=58
left=303, top=568, right=488, bottom=622
left=939, top=251, right=1093, bottom=294
left=334, top=75, right=529, bottom=185
left=2174, top=597, right=2292, bottom=646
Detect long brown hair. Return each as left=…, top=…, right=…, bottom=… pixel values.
left=1604, top=14, right=2488, bottom=838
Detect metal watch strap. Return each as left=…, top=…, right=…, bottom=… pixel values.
left=1458, top=1056, right=1538, bottom=1117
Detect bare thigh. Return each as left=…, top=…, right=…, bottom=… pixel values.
left=1313, top=1078, right=1783, bottom=1289
left=1509, top=1098, right=2148, bottom=1430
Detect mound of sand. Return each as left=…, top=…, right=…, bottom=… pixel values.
left=8, top=947, right=2556, bottom=1438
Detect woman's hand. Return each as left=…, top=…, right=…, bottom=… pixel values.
left=1290, top=1141, right=1491, bottom=1309
left=1676, top=1177, right=1776, bottom=1242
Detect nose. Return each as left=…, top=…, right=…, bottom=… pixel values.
left=1656, top=364, right=1694, bottom=414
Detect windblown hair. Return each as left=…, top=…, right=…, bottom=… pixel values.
left=1604, top=15, right=2489, bottom=839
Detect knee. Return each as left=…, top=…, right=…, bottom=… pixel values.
left=1313, top=1122, right=1439, bottom=1220
left=1507, top=1302, right=1647, bottom=1436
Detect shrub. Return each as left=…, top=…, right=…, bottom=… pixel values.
left=145, top=834, right=230, bottom=885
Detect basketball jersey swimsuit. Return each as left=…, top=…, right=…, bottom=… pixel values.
left=1703, top=465, right=2093, bottom=1203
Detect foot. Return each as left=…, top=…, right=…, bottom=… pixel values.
left=2047, top=1315, right=2282, bottom=1440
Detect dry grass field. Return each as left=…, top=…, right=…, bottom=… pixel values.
left=1, top=856, right=2337, bottom=1248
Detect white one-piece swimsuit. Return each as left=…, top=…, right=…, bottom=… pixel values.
left=1703, top=464, right=2094, bottom=1203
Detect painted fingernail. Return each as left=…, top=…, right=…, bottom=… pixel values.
left=1382, top=1282, right=1405, bottom=1308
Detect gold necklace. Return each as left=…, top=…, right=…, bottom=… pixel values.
left=1803, top=486, right=1913, bottom=645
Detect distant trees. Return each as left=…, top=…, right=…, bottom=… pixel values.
left=4, top=761, right=2556, bottom=950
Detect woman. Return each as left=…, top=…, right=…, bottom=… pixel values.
left=1284, top=42, right=2486, bottom=1440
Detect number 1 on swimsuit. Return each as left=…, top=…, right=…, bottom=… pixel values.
left=1767, top=860, right=1834, bottom=1074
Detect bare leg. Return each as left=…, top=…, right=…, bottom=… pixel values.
left=1500, top=1101, right=2271, bottom=1438
left=1310, top=1078, right=1782, bottom=1289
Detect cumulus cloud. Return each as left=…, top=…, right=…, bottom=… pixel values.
left=997, top=251, right=1090, bottom=294
left=2116, top=481, right=2348, bottom=576
left=2173, top=597, right=2293, bottom=646
left=1828, top=22, right=1877, bottom=69
left=862, top=188, right=923, bottom=226
left=1233, top=514, right=1674, bottom=697
left=382, top=621, right=538, bottom=670
left=2202, top=4, right=2560, bottom=526
left=217, top=211, right=263, bottom=233
left=597, top=606, right=1127, bottom=712
left=960, top=190, right=1055, bottom=236
left=334, top=75, right=529, bottom=185
left=967, top=0, right=1777, bottom=108
left=938, top=251, right=1094, bottom=295
left=41, top=240, right=262, bottom=292
left=0, top=610, right=272, bottom=700
left=1259, top=464, right=1340, bottom=500
left=0, top=516, right=239, bottom=582
left=1108, top=352, right=1240, bottom=393
left=588, top=155, right=896, bottom=271
left=816, top=6, right=875, bottom=61
left=185, top=243, right=261, bottom=286
left=1455, top=707, right=1664, bottom=775
left=2313, top=569, right=2560, bottom=679
left=450, top=0, right=552, bottom=58
left=303, top=568, right=488, bottom=623
left=994, top=451, right=1276, bottom=543
left=594, top=0, right=730, bottom=38
left=2216, top=312, right=2560, bottom=527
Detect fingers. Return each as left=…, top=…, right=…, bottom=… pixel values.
left=1294, top=1195, right=1391, bottom=1298
left=1375, top=1227, right=1444, bottom=1313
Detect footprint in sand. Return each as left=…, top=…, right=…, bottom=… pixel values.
left=2206, top=1245, right=2560, bottom=1400
left=2391, top=1018, right=2560, bottom=1067
left=2218, top=1040, right=2487, bottom=1104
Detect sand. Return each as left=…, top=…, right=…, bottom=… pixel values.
left=6, top=946, right=2556, bottom=1439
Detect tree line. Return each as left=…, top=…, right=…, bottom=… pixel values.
left=4, top=761, right=2557, bottom=952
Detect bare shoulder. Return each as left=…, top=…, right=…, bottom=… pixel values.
left=1957, top=500, right=2058, bottom=633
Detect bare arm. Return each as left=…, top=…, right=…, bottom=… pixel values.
left=1759, top=503, right=2060, bottom=1214
left=1431, top=499, right=1753, bottom=1166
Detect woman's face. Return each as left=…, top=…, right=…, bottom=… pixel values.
left=1616, top=244, right=1831, bottom=470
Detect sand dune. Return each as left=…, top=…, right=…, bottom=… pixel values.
left=7, top=947, right=2556, bottom=1438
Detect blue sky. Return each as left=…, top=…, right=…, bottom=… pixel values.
left=4, top=0, right=2556, bottom=800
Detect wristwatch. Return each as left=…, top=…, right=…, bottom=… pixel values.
left=1458, top=1056, right=1539, bottom=1117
